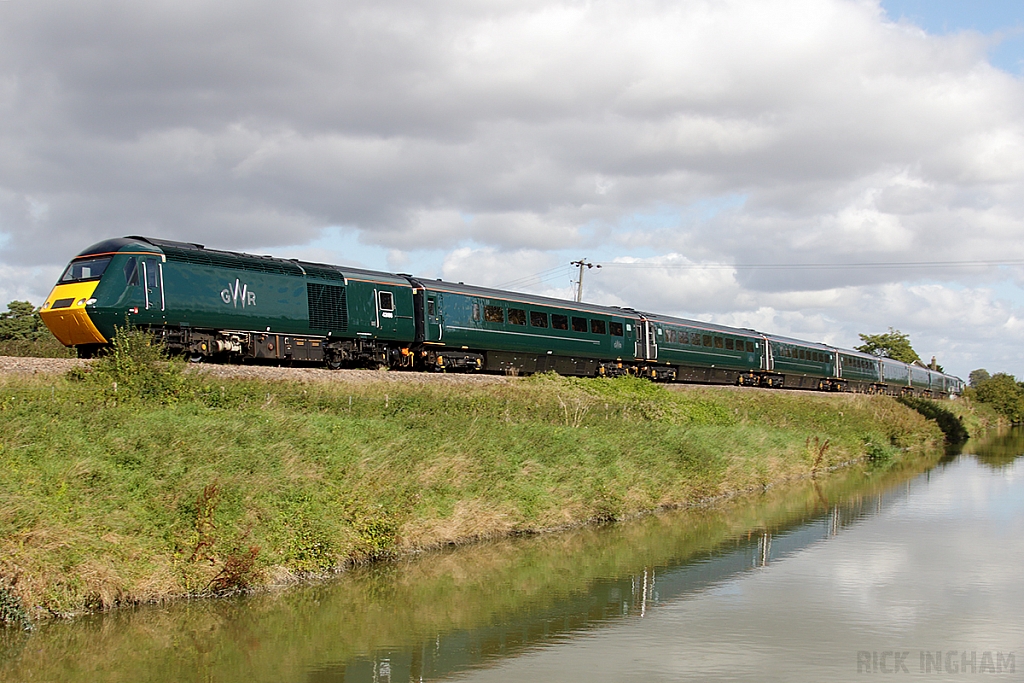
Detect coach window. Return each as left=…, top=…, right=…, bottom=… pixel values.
left=484, top=305, right=505, bottom=323
left=509, top=308, right=526, bottom=325
left=530, top=311, right=548, bottom=328
left=610, top=321, right=623, bottom=336
left=472, top=303, right=480, bottom=321
left=123, top=257, right=139, bottom=286
left=591, top=319, right=607, bottom=335
left=679, top=331, right=688, bottom=344
left=378, top=291, right=395, bottom=312
left=800, top=349, right=806, bottom=360
left=714, top=337, right=723, bottom=349
left=427, top=298, right=436, bottom=316
left=703, top=334, right=712, bottom=347
left=725, top=338, right=734, bottom=350
left=552, top=314, right=569, bottom=330
left=746, top=341, right=755, bottom=352
left=572, top=316, right=588, bottom=333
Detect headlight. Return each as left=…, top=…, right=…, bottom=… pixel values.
left=77, top=298, right=87, bottom=306
left=86, top=298, right=97, bottom=305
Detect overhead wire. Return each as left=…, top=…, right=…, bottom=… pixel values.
left=599, top=259, right=1024, bottom=270
left=491, top=257, right=1024, bottom=293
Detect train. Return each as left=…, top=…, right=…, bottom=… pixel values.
left=38, top=236, right=964, bottom=397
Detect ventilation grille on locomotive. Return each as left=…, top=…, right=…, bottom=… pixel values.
left=163, top=246, right=304, bottom=276
left=307, top=283, right=348, bottom=331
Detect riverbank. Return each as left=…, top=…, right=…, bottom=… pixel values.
left=0, top=365, right=954, bottom=623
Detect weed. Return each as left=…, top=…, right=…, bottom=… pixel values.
left=355, top=519, right=398, bottom=558
left=189, top=483, right=220, bottom=564
left=865, top=442, right=896, bottom=465
left=286, top=521, right=336, bottom=573
left=0, top=587, right=31, bottom=631
left=69, top=325, right=191, bottom=402
left=207, top=546, right=261, bottom=593
left=557, top=393, right=592, bottom=427
left=808, top=436, right=831, bottom=475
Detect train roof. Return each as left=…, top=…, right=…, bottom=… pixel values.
left=411, top=278, right=640, bottom=318
left=126, top=236, right=413, bottom=287
left=761, top=333, right=834, bottom=351
left=634, top=311, right=762, bottom=337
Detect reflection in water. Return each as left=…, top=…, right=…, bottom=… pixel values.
left=969, top=427, right=1024, bottom=468
left=2, top=429, right=1023, bottom=683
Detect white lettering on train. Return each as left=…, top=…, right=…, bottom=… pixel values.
left=220, top=278, right=256, bottom=308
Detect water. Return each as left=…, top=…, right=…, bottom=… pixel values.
left=3, top=431, right=1024, bottom=682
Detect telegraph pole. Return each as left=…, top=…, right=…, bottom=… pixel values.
left=571, top=259, right=601, bottom=302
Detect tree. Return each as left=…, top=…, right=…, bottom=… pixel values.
left=969, top=369, right=991, bottom=388
left=855, top=328, right=922, bottom=364
left=973, top=372, right=1024, bottom=423
left=0, top=301, right=46, bottom=341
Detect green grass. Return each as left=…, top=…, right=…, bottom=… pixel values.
left=0, top=368, right=945, bottom=621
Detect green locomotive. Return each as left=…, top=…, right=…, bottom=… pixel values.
left=39, top=236, right=964, bottom=397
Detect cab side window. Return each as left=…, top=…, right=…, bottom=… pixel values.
left=123, top=257, right=139, bottom=286
left=378, top=291, right=394, bottom=311
left=144, top=257, right=160, bottom=288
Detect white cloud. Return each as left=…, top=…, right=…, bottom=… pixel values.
left=1, top=0, right=1023, bottom=375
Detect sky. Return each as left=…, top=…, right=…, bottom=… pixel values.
left=1, top=0, right=1023, bottom=379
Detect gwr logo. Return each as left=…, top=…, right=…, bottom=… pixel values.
left=221, top=278, right=257, bottom=307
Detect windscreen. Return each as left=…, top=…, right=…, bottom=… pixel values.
left=60, top=257, right=112, bottom=283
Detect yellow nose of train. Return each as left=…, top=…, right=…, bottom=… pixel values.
left=39, top=281, right=107, bottom=346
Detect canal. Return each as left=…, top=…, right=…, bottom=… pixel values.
left=2, top=430, right=1023, bottom=682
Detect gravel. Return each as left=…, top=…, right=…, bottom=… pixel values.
left=0, top=355, right=512, bottom=386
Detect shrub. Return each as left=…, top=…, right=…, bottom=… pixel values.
left=69, top=325, right=191, bottom=402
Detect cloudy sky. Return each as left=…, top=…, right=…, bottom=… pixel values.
left=1, top=0, right=1023, bottom=378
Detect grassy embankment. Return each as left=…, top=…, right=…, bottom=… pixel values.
left=0, top=340, right=956, bottom=624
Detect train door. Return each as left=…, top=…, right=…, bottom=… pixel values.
left=140, top=256, right=165, bottom=315
left=426, top=293, right=442, bottom=342
left=635, top=318, right=657, bottom=360
left=375, top=289, right=398, bottom=337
